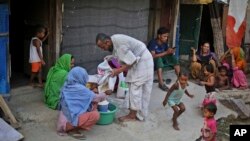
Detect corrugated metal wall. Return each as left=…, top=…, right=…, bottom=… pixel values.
left=61, top=0, right=150, bottom=74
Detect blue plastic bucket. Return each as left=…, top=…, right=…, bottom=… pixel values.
left=97, top=103, right=109, bottom=112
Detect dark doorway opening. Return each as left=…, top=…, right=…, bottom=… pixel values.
left=199, top=5, right=214, bottom=52
left=9, top=0, right=26, bottom=88
left=9, top=0, right=49, bottom=88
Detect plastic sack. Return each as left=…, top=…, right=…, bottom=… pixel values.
left=116, top=73, right=129, bottom=98
left=97, top=60, right=112, bottom=75
left=108, top=76, right=116, bottom=91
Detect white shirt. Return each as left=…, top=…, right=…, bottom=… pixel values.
left=29, top=37, right=43, bottom=63
left=111, top=34, right=153, bottom=82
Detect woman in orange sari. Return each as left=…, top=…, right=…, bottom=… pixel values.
left=230, top=47, right=248, bottom=89
left=222, top=47, right=248, bottom=89
left=230, top=47, right=247, bottom=71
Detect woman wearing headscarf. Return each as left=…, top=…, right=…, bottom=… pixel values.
left=44, top=54, right=75, bottom=109
left=230, top=47, right=248, bottom=89
left=220, top=47, right=248, bottom=89
left=57, top=67, right=106, bottom=140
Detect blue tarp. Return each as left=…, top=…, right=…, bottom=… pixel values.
left=0, top=4, right=10, bottom=94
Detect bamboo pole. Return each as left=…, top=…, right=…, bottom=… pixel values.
left=0, top=96, right=20, bottom=128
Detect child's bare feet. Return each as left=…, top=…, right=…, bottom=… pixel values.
left=28, top=82, right=35, bottom=87
left=173, top=122, right=180, bottom=130
left=172, top=118, right=180, bottom=130
left=36, top=83, right=44, bottom=88
left=238, top=86, right=248, bottom=90
left=172, top=118, right=179, bottom=125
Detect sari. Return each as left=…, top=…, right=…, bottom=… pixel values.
left=231, top=47, right=246, bottom=71
left=60, top=67, right=95, bottom=126
left=44, top=54, right=72, bottom=109
left=231, top=47, right=248, bottom=88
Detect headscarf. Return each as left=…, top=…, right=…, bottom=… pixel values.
left=60, top=67, right=95, bottom=126
left=231, top=47, right=246, bottom=70
left=44, top=54, right=72, bottom=109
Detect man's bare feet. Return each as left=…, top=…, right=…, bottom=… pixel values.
left=118, top=115, right=137, bottom=122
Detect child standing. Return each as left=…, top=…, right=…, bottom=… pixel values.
left=196, top=102, right=217, bottom=141
left=199, top=64, right=216, bottom=107
left=29, top=25, right=49, bottom=87
left=215, top=66, right=230, bottom=91
left=162, top=71, right=194, bottom=130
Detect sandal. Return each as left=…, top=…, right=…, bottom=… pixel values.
left=68, top=131, right=86, bottom=140
left=159, top=83, right=169, bottom=91
left=165, top=79, right=172, bottom=84
left=153, top=79, right=165, bottom=83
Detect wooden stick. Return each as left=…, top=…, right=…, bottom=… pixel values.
left=0, top=96, right=20, bottom=128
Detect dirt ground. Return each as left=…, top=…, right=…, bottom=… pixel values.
left=217, top=115, right=250, bottom=141
left=1, top=70, right=244, bottom=141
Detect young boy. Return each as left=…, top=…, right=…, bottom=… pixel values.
left=29, top=25, right=49, bottom=87
left=162, top=71, right=194, bottom=130
left=215, top=66, right=230, bottom=91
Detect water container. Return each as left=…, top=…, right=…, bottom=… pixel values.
left=97, top=100, right=109, bottom=112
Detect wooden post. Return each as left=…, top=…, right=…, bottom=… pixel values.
left=209, top=3, right=225, bottom=60
left=0, top=96, right=20, bottom=128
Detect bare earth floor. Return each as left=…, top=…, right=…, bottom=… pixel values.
left=6, top=70, right=238, bottom=141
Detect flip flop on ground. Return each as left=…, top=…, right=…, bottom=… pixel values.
left=165, top=79, right=172, bottom=84
left=68, top=130, right=86, bottom=140
left=159, top=83, right=169, bottom=91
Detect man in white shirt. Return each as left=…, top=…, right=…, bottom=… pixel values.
left=96, top=33, right=154, bottom=122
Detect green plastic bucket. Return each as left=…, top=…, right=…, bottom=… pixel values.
left=96, top=103, right=117, bottom=125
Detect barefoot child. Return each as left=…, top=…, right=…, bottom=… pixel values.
left=162, top=71, right=194, bottom=130
left=29, top=25, right=49, bottom=87
left=196, top=102, right=217, bottom=141
left=199, top=64, right=216, bottom=107
left=215, top=66, right=230, bottom=91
